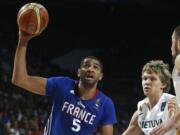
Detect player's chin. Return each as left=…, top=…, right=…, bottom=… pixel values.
left=143, top=90, right=149, bottom=96
left=85, top=78, right=98, bottom=84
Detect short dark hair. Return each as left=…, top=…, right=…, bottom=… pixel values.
left=80, top=56, right=103, bottom=72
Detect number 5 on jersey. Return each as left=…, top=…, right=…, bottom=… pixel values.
left=72, top=118, right=81, bottom=132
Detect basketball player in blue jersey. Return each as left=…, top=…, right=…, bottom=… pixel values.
left=122, top=60, right=178, bottom=135
left=11, top=30, right=117, bottom=135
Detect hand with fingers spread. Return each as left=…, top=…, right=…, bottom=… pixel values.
left=168, top=98, right=178, bottom=118
left=150, top=99, right=179, bottom=135
left=150, top=110, right=180, bottom=135
left=18, top=30, right=39, bottom=44
left=149, top=118, right=174, bottom=135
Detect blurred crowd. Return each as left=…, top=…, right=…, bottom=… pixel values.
left=0, top=47, right=51, bottom=135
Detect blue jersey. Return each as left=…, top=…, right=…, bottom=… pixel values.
left=43, top=76, right=117, bottom=135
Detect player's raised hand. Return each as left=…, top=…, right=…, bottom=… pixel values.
left=150, top=99, right=178, bottom=135
left=149, top=122, right=172, bottom=135
left=149, top=116, right=177, bottom=135
left=18, top=30, right=39, bottom=45
left=168, top=98, right=178, bottom=118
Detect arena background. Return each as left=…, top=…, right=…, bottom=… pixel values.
left=0, top=0, right=180, bottom=134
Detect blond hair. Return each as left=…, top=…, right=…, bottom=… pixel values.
left=142, top=60, right=171, bottom=92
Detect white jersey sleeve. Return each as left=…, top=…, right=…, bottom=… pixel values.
left=172, top=67, right=180, bottom=107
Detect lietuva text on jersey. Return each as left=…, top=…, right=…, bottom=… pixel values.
left=62, top=101, right=96, bottom=125
left=139, top=119, right=163, bottom=128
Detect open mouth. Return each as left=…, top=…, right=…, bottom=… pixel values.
left=144, top=86, right=151, bottom=91
left=85, top=74, right=94, bottom=79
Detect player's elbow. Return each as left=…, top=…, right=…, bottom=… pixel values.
left=11, top=76, right=21, bottom=86
left=11, top=75, right=27, bottom=87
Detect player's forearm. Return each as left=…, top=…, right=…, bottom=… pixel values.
left=173, top=109, right=180, bottom=129
left=122, top=127, right=140, bottom=135
left=12, top=39, right=47, bottom=95
left=12, top=39, right=29, bottom=86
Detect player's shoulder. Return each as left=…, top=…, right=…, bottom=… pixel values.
left=162, top=93, right=175, bottom=100
left=137, top=97, right=149, bottom=111
left=97, top=91, right=114, bottom=104
left=137, top=97, right=147, bottom=106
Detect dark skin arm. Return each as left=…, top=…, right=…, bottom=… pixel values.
left=12, top=30, right=47, bottom=95
left=99, top=124, right=114, bottom=135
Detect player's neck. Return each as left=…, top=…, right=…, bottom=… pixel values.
left=78, top=83, right=98, bottom=100
left=147, top=92, right=163, bottom=110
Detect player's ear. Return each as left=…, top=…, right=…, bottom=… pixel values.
left=98, top=73, right=103, bottom=81
left=161, top=83, right=167, bottom=91
left=77, top=68, right=80, bottom=77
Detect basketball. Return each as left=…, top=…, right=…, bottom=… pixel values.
left=17, top=3, right=49, bottom=35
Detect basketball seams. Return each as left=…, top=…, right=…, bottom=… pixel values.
left=17, top=2, right=49, bottom=35
left=32, top=6, right=41, bottom=34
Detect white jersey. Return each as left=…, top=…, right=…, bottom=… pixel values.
left=172, top=67, right=180, bottom=107
left=137, top=93, right=177, bottom=135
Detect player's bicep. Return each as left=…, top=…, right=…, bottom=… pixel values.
left=100, top=98, right=117, bottom=125
left=20, top=76, right=47, bottom=95
left=122, top=111, right=141, bottom=135
left=99, top=124, right=113, bottom=135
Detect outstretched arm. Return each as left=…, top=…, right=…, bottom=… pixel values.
left=122, top=111, right=141, bottom=135
left=12, top=31, right=47, bottom=95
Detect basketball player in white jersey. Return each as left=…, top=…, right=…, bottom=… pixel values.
left=149, top=25, right=180, bottom=135
left=122, top=60, right=178, bottom=135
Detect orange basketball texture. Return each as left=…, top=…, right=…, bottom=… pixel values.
left=17, top=3, right=49, bottom=35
